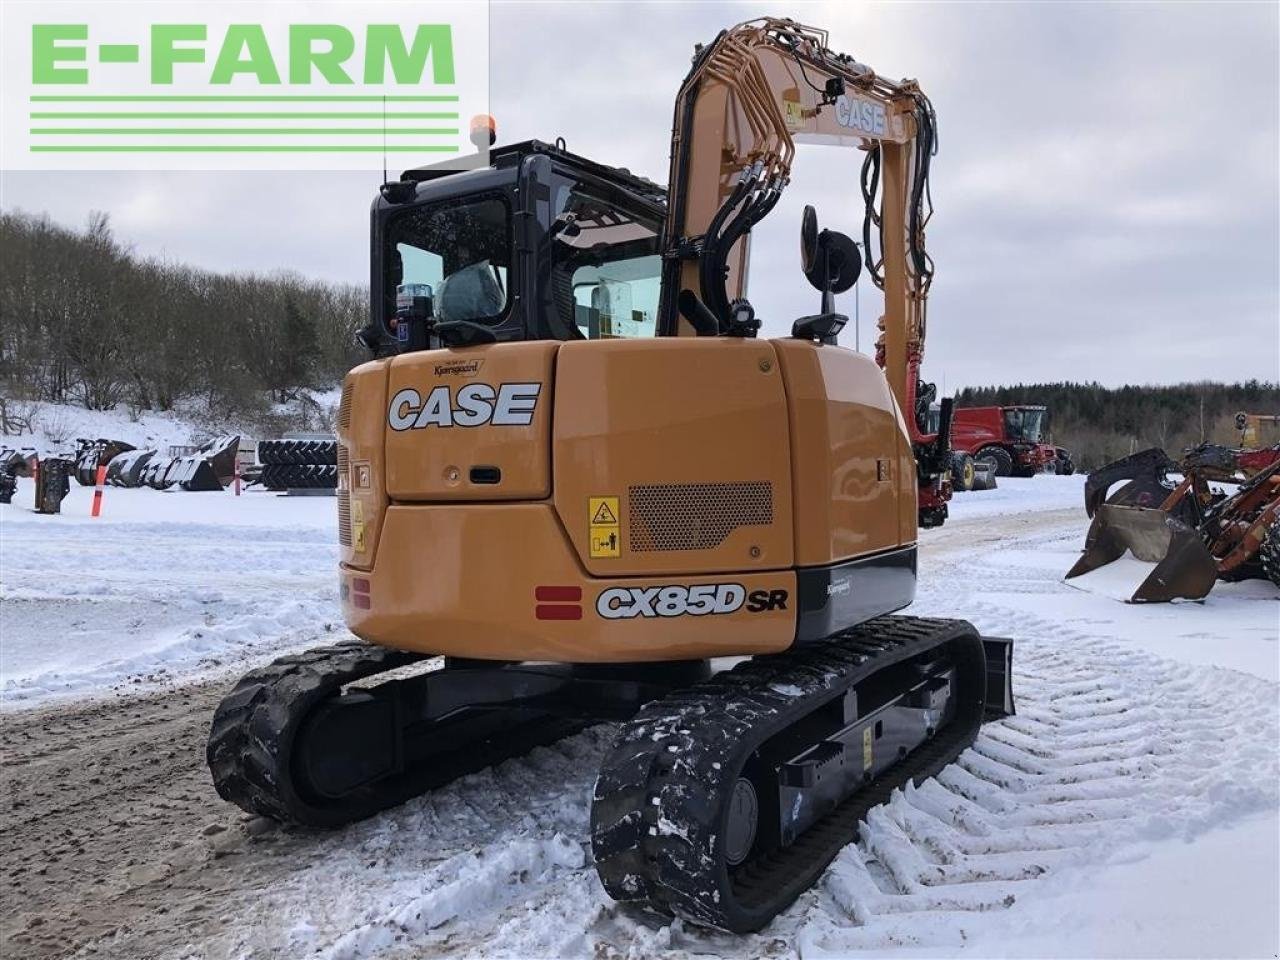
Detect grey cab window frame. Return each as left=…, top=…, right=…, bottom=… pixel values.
left=384, top=192, right=515, bottom=328
left=546, top=171, right=663, bottom=342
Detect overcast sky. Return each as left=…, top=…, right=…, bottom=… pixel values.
left=2, top=1, right=1277, bottom=389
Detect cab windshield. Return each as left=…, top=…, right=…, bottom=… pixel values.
left=1003, top=408, right=1045, bottom=442
left=549, top=182, right=662, bottom=339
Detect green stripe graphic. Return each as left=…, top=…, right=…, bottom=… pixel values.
left=30, top=95, right=459, bottom=102
left=31, top=128, right=459, bottom=136
left=30, top=145, right=459, bottom=153
left=30, top=112, right=459, bottom=120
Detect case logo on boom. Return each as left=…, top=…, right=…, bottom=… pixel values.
left=596, top=584, right=788, bottom=619
left=388, top=382, right=541, bottom=430
left=835, top=94, right=887, bottom=137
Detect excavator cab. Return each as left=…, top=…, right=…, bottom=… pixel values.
left=362, top=141, right=669, bottom=355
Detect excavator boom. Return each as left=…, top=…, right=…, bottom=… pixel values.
left=661, top=20, right=939, bottom=443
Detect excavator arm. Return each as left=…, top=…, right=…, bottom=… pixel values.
left=658, top=18, right=940, bottom=446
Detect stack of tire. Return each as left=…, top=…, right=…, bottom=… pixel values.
left=258, top=438, right=338, bottom=491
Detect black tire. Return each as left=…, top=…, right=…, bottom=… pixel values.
left=261, top=463, right=338, bottom=490
left=310, top=464, right=338, bottom=488
left=258, top=438, right=337, bottom=466
left=1256, top=522, right=1280, bottom=588
left=261, top=463, right=301, bottom=490
left=976, top=446, right=1013, bottom=477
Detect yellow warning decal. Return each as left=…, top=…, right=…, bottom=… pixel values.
left=352, top=499, right=366, bottom=552
left=783, top=94, right=804, bottom=129
left=862, top=726, right=874, bottom=771
left=589, top=496, right=620, bottom=558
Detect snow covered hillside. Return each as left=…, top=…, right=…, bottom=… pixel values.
left=0, top=392, right=343, bottom=458
left=0, top=475, right=1276, bottom=958
left=2, top=400, right=205, bottom=457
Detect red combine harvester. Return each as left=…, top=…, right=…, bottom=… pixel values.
left=952, top=405, right=1056, bottom=477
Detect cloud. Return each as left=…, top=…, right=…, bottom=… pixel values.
left=1, top=1, right=1276, bottom=387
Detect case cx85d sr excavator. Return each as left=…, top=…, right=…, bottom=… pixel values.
left=208, top=18, right=1014, bottom=932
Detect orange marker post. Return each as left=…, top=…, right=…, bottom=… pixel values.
left=90, top=464, right=107, bottom=517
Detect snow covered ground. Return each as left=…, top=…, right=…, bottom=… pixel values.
left=1, top=481, right=339, bottom=705
left=1, top=474, right=1277, bottom=958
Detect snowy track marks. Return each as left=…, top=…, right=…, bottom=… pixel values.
left=794, top=605, right=1278, bottom=955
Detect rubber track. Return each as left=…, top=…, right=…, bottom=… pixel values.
left=207, top=640, right=423, bottom=826
left=591, top=615, right=986, bottom=933
left=208, top=641, right=590, bottom=828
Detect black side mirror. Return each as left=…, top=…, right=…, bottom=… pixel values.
left=801, top=205, right=820, bottom=276
left=793, top=206, right=860, bottom=346
left=800, top=205, right=861, bottom=295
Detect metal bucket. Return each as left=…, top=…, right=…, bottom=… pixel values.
left=1065, top=504, right=1219, bottom=602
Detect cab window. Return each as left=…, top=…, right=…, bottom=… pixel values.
left=549, top=179, right=662, bottom=340
left=388, top=196, right=511, bottom=324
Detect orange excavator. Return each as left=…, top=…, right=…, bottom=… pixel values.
left=208, top=18, right=1013, bottom=932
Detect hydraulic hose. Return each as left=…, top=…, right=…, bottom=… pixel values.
left=699, top=165, right=761, bottom=326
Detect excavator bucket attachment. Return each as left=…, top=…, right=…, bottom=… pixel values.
left=1065, top=504, right=1218, bottom=602
left=1083, top=447, right=1178, bottom=518
left=971, top=461, right=998, bottom=490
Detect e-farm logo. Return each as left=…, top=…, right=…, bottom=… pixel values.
left=0, top=1, right=490, bottom=170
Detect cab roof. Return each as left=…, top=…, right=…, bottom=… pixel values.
left=400, top=139, right=668, bottom=208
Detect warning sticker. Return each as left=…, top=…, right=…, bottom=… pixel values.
left=783, top=95, right=805, bottom=129
left=589, top=496, right=620, bottom=558
left=590, top=498, right=618, bottom=524
left=352, top=499, right=366, bottom=552
left=862, top=726, right=874, bottom=771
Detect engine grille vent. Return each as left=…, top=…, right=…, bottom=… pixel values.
left=336, top=444, right=351, bottom=547
left=628, top=481, right=773, bottom=553
left=337, top=380, right=353, bottom=430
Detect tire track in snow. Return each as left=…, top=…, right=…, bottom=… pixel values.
left=793, top=601, right=1279, bottom=955
left=13, top=493, right=1273, bottom=959
left=360, top=606, right=1276, bottom=959
left=432, top=509, right=1278, bottom=958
